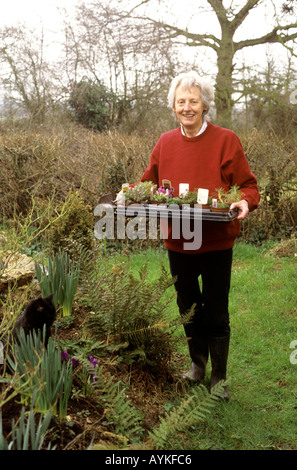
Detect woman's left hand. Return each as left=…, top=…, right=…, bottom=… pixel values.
left=230, top=199, right=249, bottom=220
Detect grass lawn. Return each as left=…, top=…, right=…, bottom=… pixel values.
left=124, top=241, right=297, bottom=450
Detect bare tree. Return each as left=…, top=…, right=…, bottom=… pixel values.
left=0, top=26, right=63, bottom=124
left=282, top=0, right=296, bottom=14
left=105, top=0, right=297, bottom=125
left=235, top=53, right=297, bottom=133
left=63, top=1, right=193, bottom=132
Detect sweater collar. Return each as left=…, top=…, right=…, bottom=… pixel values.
left=180, top=120, right=208, bottom=137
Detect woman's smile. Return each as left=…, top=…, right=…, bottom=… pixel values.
left=173, top=86, right=208, bottom=137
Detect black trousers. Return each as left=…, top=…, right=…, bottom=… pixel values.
left=168, top=248, right=233, bottom=338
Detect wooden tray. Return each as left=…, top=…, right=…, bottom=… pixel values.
left=116, top=204, right=237, bottom=222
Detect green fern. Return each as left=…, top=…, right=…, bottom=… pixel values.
left=123, top=318, right=170, bottom=347
left=80, top=250, right=175, bottom=366
left=93, top=365, right=144, bottom=442
left=149, top=382, right=225, bottom=450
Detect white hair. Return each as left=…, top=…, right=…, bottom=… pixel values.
left=167, top=71, right=214, bottom=116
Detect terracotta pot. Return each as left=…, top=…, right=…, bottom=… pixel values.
left=211, top=207, right=230, bottom=213
left=126, top=201, right=149, bottom=206
left=149, top=200, right=167, bottom=204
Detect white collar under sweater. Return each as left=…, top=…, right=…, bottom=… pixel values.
left=181, top=120, right=208, bottom=137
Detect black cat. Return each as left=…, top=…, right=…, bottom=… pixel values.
left=12, top=293, right=56, bottom=346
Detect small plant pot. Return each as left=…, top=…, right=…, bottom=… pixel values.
left=125, top=201, right=149, bottom=206
left=149, top=200, right=167, bottom=205
left=211, top=206, right=230, bottom=213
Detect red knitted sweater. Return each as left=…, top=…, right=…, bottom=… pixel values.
left=141, top=122, right=260, bottom=253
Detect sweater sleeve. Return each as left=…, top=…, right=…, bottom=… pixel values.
left=221, top=133, right=260, bottom=212
left=140, top=139, right=160, bottom=185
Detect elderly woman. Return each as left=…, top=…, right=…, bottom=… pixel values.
left=140, top=71, right=260, bottom=399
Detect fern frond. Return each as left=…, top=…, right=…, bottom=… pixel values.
left=79, top=250, right=175, bottom=368
left=93, top=366, right=144, bottom=442
left=123, top=318, right=169, bottom=347
left=149, top=383, right=225, bottom=450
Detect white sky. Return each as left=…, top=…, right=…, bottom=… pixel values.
left=0, top=0, right=294, bottom=78
left=0, top=0, right=283, bottom=41
left=1, top=0, right=76, bottom=29
left=0, top=0, right=295, bottom=114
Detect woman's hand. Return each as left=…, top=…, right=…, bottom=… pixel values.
left=230, top=199, right=249, bottom=220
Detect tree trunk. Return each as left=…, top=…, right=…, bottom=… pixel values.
left=215, top=40, right=234, bottom=127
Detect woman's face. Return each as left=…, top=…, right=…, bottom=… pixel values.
left=173, top=85, right=207, bottom=137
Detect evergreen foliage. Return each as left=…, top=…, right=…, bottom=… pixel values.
left=81, top=250, right=176, bottom=368
left=93, top=365, right=144, bottom=442
left=68, top=78, right=115, bottom=131
left=44, top=190, right=95, bottom=254
left=149, top=382, right=226, bottom=450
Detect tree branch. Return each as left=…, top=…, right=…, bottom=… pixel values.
left=234, top=22, right=297, bottom=50
left=206, top=0, right=228, bottom=28
left=229, top=0, right=263, bottom=33
left=144, top=20, right=220, bottom=51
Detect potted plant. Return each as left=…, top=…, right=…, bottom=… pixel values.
left=223, top=185, right=244, bottom=204
left=151, top=185, right=174, bottom=204
left=151, top=193, right=168, bottom=204
left=199, top=196, right=213, bottom=210
left=178, top=188, right=210, bottom=208
left=183, top=190, right=198, bottom=207
left=211, top=201, right=231, bottom=212
left=211, top=185, right=243, bottom=212
left=123, top=181, right=156, bottom=205
left=167, top=197, right=184, bottom=206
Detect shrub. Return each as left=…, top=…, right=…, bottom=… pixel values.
left=239, top=128, right=297, bottom=243
left=97, top=160, right=129, bottom=200
left=44, top=190, right=94, bottom=254
left=0, top=132, right=60, bottom=218
left=68, top=78, right=115, bottom=132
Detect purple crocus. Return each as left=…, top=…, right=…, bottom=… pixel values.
left=71, top=357, right=79, bottom=369
left=88, top=355, right=98, bottom=382
left=61, top=350, right=69, bottom=362
left=61, top=350, right=79, bottom=369
left=88, top=355, right=98, bottom=367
